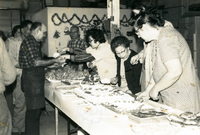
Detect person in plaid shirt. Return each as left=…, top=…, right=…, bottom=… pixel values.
left=59, top=25, right=88, bottom=71
left=19, top=22, right=65, bottom=135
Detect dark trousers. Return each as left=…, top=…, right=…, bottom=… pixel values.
left=25, top=108, right=42, bottom=135
left=4, top=79, right=17, bottom=118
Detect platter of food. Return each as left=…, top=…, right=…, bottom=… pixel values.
left=45, top=65, right=85, bottom=83
left=127, top=103, right=168, bottom=123
left=128, top=109, right=167, bottom=123
left=166, top=112, right=200, bottom=128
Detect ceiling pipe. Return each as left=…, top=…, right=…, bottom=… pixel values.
left=0, top=0, right=29, bottom=10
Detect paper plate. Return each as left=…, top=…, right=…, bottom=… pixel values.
left=46, top=78, right=61, bottom=83
left=56, top=85, right=79, bottom=91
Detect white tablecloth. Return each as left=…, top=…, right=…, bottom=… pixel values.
left=45, top=82, right=200, bottom=135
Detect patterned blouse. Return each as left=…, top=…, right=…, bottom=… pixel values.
left=152, top=26, right=200, bottom=113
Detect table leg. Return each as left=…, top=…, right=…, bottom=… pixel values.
left=55, top=107, right=58, bottom=135
left=67, top=117, right=70, bottom=135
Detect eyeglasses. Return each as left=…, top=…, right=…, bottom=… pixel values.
left=88, top=39, right=94, bottom=43
left=116, top=49, right=126, bottom=55
left=70, top=31, right=78, bottom=34
left=135, top=27, right=140, bottom=34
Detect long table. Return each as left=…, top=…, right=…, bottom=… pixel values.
left=45, top=82, right=200, bottom=135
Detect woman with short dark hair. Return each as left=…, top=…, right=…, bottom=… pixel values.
left=110, top=36, right=142, bottom=95
left=59, top=28, right=117, bottom=84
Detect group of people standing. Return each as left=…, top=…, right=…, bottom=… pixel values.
left=1, top=1, right=200, bottom=135
left=1, top=20, right=33, bottom=135
left=1, top=21, right=65, bottom=135
left=130, top=2, right=200, bottom=113
left=59, top=1, right=200, bottom=114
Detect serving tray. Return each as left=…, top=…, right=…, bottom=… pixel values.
left=128, top=109, right=167, bottom=123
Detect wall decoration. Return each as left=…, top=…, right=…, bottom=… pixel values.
left=126, top=31, right=134, bottom=37
left=79, top=25, right=87, bottom=31
left=114, top=28, right=122, bottom=37
left=53, top=30, right=60, bottom=38
left=93, top=19, right=101, bottom=26
left=120, top=15, right=132, bottom=27
left=51, top=13, right=107, bottom=26
left=64, top=26, right=70, bottom=35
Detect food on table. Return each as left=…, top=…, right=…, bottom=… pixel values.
left=184, top=119, right=198, bottom=125
left=56, top=85, right=79, bottom=90
left=130, top=109, right=167, bottom=118
left=179, top=112, right=197, bottom=120
left=167, top=112, right=200, bottom=127
left=45, top=65, right=84, bottom=82
left=167, top=114, right=185, bottom=123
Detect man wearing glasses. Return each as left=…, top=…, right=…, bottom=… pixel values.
left=65, top=25, right=88, bottom=71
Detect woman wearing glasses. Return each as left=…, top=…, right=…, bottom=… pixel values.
left=132, top=9, right=200, bottom=113
left=130, top=3, right=173, bottom=93
left=110, top=36, right=142, bottom=95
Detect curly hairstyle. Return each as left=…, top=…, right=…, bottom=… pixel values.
left=110, top=36, right=130, bottom=53
left=85, top=28, right=106, bottom=44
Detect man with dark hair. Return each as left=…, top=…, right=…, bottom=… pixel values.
left=20, top=20, right=33, bottom=40
left=19, top=22, right=65, bottom=135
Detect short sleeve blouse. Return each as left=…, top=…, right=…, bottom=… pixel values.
left=158, top=32, right=180, bottom=63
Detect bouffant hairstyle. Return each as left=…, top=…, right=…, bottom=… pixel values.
left=85, top=28, right=106, bottom=44
left=134, top=10, right=165, bottom=31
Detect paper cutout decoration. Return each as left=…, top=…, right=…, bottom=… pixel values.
left=64, top=27, right=70, bottom=35
left=53, top=30, right=60, bottom=38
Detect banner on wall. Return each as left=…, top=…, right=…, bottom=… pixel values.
left=32, top=8, right=140, bottom=57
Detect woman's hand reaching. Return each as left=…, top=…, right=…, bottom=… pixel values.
left=130, top=54, right=140, bottom=65
left=110, top=77, right=118, bottom=85
left=149, top=88, right=159, bottom=101
left=136, top=91, right=150, bottom=102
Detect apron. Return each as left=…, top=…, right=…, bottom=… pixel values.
left=21, top=67, right=45, bottom=110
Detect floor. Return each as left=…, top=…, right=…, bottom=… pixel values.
left=40, top=109, right=78, bottom=135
